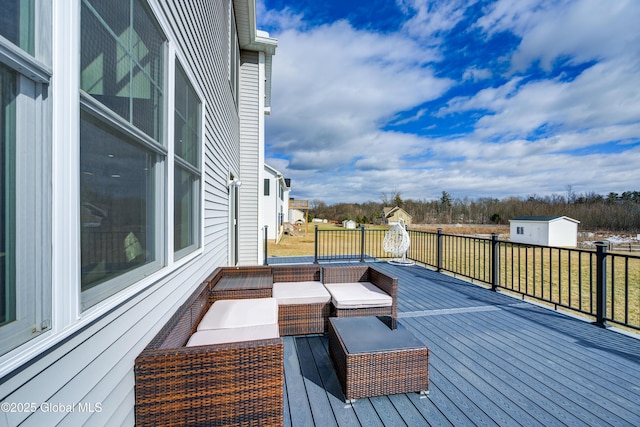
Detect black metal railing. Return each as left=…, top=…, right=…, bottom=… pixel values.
left=314, top=226, right=640, bottom=331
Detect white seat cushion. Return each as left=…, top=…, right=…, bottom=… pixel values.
left=197, top=298, right=278, bottom=331
left=323, top=282, right=392, bottom=309
left=273, top=281, right=331, bottom=305
left=186, top=324, right=279, bottom=347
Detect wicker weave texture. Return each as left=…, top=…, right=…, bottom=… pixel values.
left=278, top=302, right=331, bottom=335
left=272, top=264, right=321, bottom=283
left=333, top=306, right=392, bottom=318
left=328, top=320, right=429, bottom=401
left=209, top=287, right=272, bottom=304
left=135, top=339, right=284, bottom=426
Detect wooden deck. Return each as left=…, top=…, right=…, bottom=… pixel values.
left=270, top=258, right=640, bottom=426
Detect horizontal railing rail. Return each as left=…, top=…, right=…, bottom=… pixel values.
left=314, top=226, right=396, bottom=262
left=313, top=226, right=640, bottom=331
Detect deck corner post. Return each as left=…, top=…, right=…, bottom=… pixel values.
left=263, top=226, right=269, bottom=266
left=594, top=241, right=608, bottom=327
left=360, top=225, right=366, bottom=263
left=491, top=233, right=499, bottom=291
left=436, top=228, right=443, bottom=272
left=314, top=225, right=319, bottom=264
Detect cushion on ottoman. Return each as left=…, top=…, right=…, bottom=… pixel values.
left=197, top=298, right=278, bottom=331
left=324, top=282, right=392, bottom=309
left=273, top=281, right=331, bottom=305
left=186, top=324, right=279, bottom=346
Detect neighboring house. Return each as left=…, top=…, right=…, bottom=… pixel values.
left=383, top=206, right=413, bottom=225
left=509, top=216, right=580, bottom=247
left=289, top=199, right=309, bottom=224
left=0, top=1, right=276, bottom=425
left=263, top=164, right=290, bottom=241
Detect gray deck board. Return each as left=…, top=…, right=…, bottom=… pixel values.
left=270, top=258, right=640, bottom=426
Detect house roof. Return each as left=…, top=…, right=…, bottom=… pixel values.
left=233, top=1, right=278, bottom=111
left=264, top=163, right=289, bottom=189
left=383, top=206, right=412, bottom=219
left=234, top=1, right=278, bottom=55
left=510, top=215, right=580, bottom=223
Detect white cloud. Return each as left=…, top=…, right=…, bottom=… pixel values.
left=267, top=19, right=453, bottom=171
left=462, top=67, right=492, bottom=82
left=478, top=0, right=640, bottom=72
left=261, top=1, right=640, bottom=204
left=441, top=57, right=640, bottom=141
left=397, top=0, right=479, bottom=45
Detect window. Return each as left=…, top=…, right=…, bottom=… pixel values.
left=81, top=0, right=164, bottom=143
left=0, top=0, right=51, bottom=356
left=517, top=226, right=524, bottom=235
left=174, top=62, right=201, bottom=257
left=0, top=0, right=35, bottom=55
left=264, top=178, right=270, bottom=196
left=79, top=111, right=159, bottom=308
left=80, top=0, right=165, bottom=309
left=0, top=65, right=16, bottom=334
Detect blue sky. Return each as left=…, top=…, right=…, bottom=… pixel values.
left=257, top=0, right=640, bottom=204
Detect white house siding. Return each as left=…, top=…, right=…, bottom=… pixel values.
left=263, top=166, right=278, bottom=240
left=238, top=50, right=264, bottom=264
left=263, top=164, right=289, bottom=241
left=0, top=1, right=273, bottom=425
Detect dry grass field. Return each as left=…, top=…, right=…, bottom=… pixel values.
left=268, top=223, right=390, bottom=257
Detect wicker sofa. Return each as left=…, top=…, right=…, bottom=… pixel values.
left=134, top=279, right=284, bottom=427
left=134, top=264, right=397, bottom=426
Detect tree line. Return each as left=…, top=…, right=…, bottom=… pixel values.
left=308, top=190, right=640, bottom=232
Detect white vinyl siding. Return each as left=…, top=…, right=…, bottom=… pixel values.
left=0, top=1, right=254, bottom=425
left=238, top=50, right=261, bottom=264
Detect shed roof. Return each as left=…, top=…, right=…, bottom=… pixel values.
left=510, top=215, right=580, bottom=223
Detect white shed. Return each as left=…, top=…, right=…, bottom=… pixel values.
left=509, top=216, right=580, bottom=247
left=343, top=219, right=356, bottom=229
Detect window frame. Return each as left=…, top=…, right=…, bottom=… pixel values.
left=0, top=0, right=52, bottom=357
left=78, top=0, right=168, bottom=310
left=173, top=59, right=202, bottom=260
left=78, top=99, right=166, bottom=310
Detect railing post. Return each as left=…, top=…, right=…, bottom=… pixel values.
left=490, top=233, right=499, bottom=291
left=360, top=225, right=365, bottom=262
left=594, top=241, right=608, bottom=327
left=436, top=228, right=443, bottom=272
left=313, top=225, right=319, bottom=264
left=263, top=226, right=268, bottom=265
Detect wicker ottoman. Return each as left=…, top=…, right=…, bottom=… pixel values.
left=328, top=316, right=429, bottom=402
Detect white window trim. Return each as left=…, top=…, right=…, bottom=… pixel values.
left=172, top=48, right=205, bottom=262
left=0, top=0, right=52, bottom=357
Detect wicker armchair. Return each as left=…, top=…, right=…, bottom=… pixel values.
left=134, top=278, right=283, bottom=426
left=322, top=265, right=398, bottom=318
